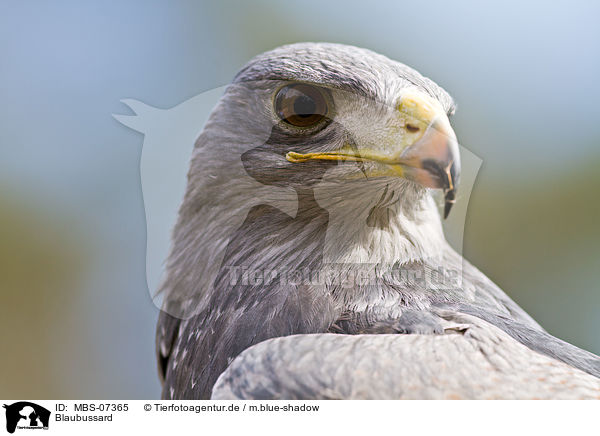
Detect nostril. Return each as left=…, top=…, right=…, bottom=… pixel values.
left=406, top=124, right=420, bottom=133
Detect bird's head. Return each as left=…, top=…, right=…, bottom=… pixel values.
left=165, top=44, right=462, bottom=317
left=204, top=42, right=460, bottom=220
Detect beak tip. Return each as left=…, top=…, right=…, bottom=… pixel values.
left=443, top=189, right=456, bottom=219
left=443, top=203, right=452, bottom=219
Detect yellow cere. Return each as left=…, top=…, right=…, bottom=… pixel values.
left=396, top=89, right=440, bottom=124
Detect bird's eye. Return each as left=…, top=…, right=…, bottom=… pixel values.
left=274, top=84, right=329, bottom=128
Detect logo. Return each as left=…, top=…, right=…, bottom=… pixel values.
left=3, top=402, right=50, bottom=434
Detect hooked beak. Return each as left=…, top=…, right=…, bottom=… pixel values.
left=397, top=117, right=460, bottom=218
left=286, top=89, right=461, bottom=218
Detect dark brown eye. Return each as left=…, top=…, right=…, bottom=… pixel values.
left=274, top=84, right=328, bottom=127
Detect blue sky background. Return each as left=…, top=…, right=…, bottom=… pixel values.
left=1, top=0, right=598, bottom=398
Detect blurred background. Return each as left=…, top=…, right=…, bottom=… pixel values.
left=1, top=0, right=598, bottom=398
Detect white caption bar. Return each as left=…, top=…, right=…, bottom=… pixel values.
left=1, top=400, right=596, bottom=436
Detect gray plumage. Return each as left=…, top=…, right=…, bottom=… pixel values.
left=156, top=42, right=600, bottom=399
left=212, top=313, right=600, bottom=400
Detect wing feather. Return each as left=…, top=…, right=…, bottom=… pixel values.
left=212, top=312, right=600, bottom=400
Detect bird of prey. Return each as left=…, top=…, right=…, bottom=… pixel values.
left=156, top=42, right=600, bottom=399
